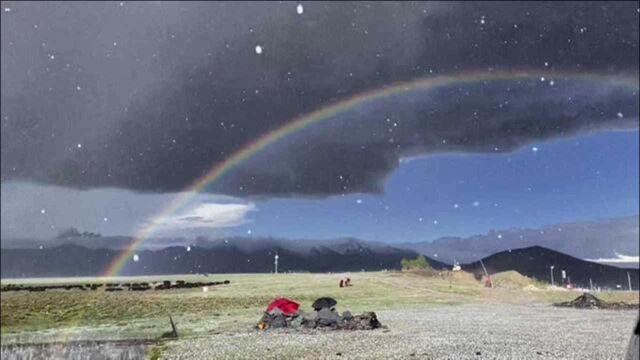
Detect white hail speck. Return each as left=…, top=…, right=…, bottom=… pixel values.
left=247, top=229, right=252, bottom=235
left=133, top=254, right=139, bottom=262
left=433, top=220, right=438, bottom=225
left=617, top=112, right=624, bottom=118
left=77, top=143, right=82, bottom=148
left=531, top=146, right=538, bottom=152
left=296, top=3, right=303, bottom=14
left=497, top=234, right=502, bottom=239
left=103, top=217, right=108, bottom=222
left=356, top=199, right=362, bottom=204
left=540, top=77, right=545, bottom=82
left=76, top=85, right=81, bottom=91
left=255, top=45, right=263, bottom=54
left=453, top=203, right=459, bottom=209
left=187, top=246, right=191, bottom=252
left=40, top=209, right=46, bottom=214
left=472, top=201, right=480, bottom=207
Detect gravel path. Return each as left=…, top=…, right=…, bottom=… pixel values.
left=162, top=304, right=638, bottom=360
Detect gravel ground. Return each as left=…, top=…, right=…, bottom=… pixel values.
left=161, top=304, right=638, bottom=360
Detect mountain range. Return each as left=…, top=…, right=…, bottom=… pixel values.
left=2, top=216, right=637, bottom=268
left=1, top=239, right=637, bottom=290
left=0, top=239, right=423, bottom=278
left=400, top=216, right=639, bottom=266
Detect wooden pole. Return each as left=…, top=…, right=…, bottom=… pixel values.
left=169, top=315, right=178, bottom=337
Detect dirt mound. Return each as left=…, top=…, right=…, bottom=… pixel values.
left=553, top=293, right=639, bottom=310
left=489, top=271, right=537, bottom=289
left=257, top=297, right=383, bottom=331
left=257, top=309, right=382, bottom=331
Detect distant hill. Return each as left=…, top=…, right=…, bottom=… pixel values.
left=400, top=216, right=639, bottom=265
left=0, top=240, right=431, bottom=278
left=462, top=246, right=639, bottom=290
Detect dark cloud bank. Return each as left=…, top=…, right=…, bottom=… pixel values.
left=2, top=1, right=638, bottom=197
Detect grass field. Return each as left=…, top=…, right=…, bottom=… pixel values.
left=2, top=271, right=638, bottom=359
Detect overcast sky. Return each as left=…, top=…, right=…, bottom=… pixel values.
left=1, top=2, right=638, bottom=245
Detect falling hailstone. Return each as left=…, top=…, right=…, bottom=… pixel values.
left=453, top=203, right=459, bottom=209
left=255, top=45, right=263, bottom=54
left=40, top=209, right=46, bottom=214
left=296, top=3, right=303, bottom=14
left=186, top=246, right=191, bottom=252
left=617, top=112, right=624, bottom=118
left=531, top=146, right=539, bottom=152
left=133, top=254, right=139, bottom=262
left=473, top=201, right=480, bottom=207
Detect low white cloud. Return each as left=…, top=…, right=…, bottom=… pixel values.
left=151, top=202, right=257, bottom=231
left=0, top=181, right=254, bottom=239
left=587, top=252, right=640, bottom=264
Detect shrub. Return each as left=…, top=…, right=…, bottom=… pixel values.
left=401, top=256, right=432, bottom=270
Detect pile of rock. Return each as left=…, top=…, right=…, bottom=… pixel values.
left=553, top=293, right=639, bottom=310
left=257, top=297, right=382, bottom=331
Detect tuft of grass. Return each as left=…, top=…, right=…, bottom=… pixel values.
left=148, top=341, right=169, bottom=360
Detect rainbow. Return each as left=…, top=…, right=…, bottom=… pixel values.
left=101, top=69, right=638, bottom=277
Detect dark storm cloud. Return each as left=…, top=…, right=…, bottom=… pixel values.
left=213, top=78, right=638, bottom=196
left=1, top=1, right=639, bottom=197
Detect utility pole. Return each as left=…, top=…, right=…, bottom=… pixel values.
left=550, top=265, right=555, bottom=286
left=274, top=252, right=279, bottom=274
left=628, top=272, right=633, bottom=291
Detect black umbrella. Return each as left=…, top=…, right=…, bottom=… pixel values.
left=312, top=297, right=337, bottom=311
